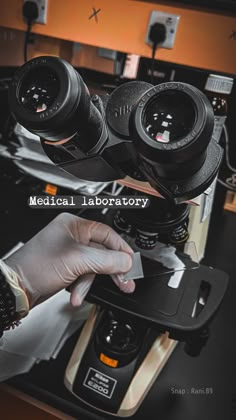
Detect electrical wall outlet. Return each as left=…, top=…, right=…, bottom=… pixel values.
left=146, top=11, right=180, bottom=49
left=23, top=0, right=48, bottom=25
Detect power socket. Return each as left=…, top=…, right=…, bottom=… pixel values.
left=23, top=0, right=48, bottom=25
left=146, top=11, right=180, bottom=49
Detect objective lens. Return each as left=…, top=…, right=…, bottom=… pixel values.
left=118, top=195, right=189, bottom=248
left=135, top=230, right=159, bottom=250
left=169, top=223, right=189, bottom=244
left=143, top=91, right=196, bottom=144
left=19, top=67, right=60, bottom=114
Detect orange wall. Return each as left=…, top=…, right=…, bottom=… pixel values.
left=72, top=44, right=115, bottom=74
left=0, top=0, right=235, bottom=74
left=0, top=27, right=73, bottom=66
left=0, top=26, right=115, bottom=72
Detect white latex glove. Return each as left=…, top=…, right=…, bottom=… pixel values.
left=5, top=213, right=135, bottom=308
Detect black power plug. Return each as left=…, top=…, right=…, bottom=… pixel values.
left=22, top=1, right=39, bottom=62
left=148, top=22, right=167, bottom=84
left=148, top=22, right=167, bottom=47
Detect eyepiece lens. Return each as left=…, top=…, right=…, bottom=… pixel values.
left=19, top=67, right=60, bottom=114
left=142, top=91, right=196, bottom=143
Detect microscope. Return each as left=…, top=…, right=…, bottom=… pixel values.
left=8, top=56, right=228, bottom=417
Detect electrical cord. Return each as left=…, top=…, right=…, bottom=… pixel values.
left=151, top=42, right=157, bottom=85
left=217, top=178, right=236, bottom=192
left=22, top=1, right=39, bottom=63
left=222, top=124, right=236, bottom=173
left=24, top=21, right=32, bottom=63
left=217, top=124, right=236, bottom=192
left=148, top=22, right=166, bottom=84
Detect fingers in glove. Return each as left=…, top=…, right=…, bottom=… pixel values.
left=90, top=222, right=134, bottom=254
left=76, top=244, right=133, bottom=275
left=83, top=242, right=135, bottom=293
left=70, top=216, right=133, bottom=254
left=54, top=213, right=133, bottom=255
left=70, top=274, right=95, bottom=307
left=111, top=274, right=136, bottom=293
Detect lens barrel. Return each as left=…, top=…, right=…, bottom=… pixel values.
left=8, top=56, right=105, bottom=151
left=131, top=82, right=214, bottom=180
left=114, top=194, right=189, bottom=248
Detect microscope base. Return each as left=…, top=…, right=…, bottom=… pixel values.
left=64, top=305, right=177, bottom=417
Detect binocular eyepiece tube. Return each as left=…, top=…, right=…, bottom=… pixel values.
left=8, top=56, right=223, bottom=202
left=9, top=56, right=106, bottom=151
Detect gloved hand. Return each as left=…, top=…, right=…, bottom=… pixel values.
left=5, top=213, right=135, bottom=308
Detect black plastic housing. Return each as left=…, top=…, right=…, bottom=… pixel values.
left=87, top=262, right=228, bottom=352
left=8, top=56, right=224, bottom=202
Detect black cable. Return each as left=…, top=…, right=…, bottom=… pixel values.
left=22, top=1, right=39, bottom=63
left=148, top=22, right=166, bottom=85
left=24, top=21, right=32, bottom=63
left=151, top=42, right=157, bottom=85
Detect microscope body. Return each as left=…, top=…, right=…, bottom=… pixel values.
left=8, top=56, right=228, bottom=417
left=64, top=245, right=227, bottom=416
left=9, top=56, right=223, bottom=203
left=41, top=78, right=222, bottom=204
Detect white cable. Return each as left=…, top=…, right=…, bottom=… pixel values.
left=217, top=178, right=236, bottom=192
left=216, top=125, right=236, bottom=191
left=223, top=124, right=236, bottom=173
